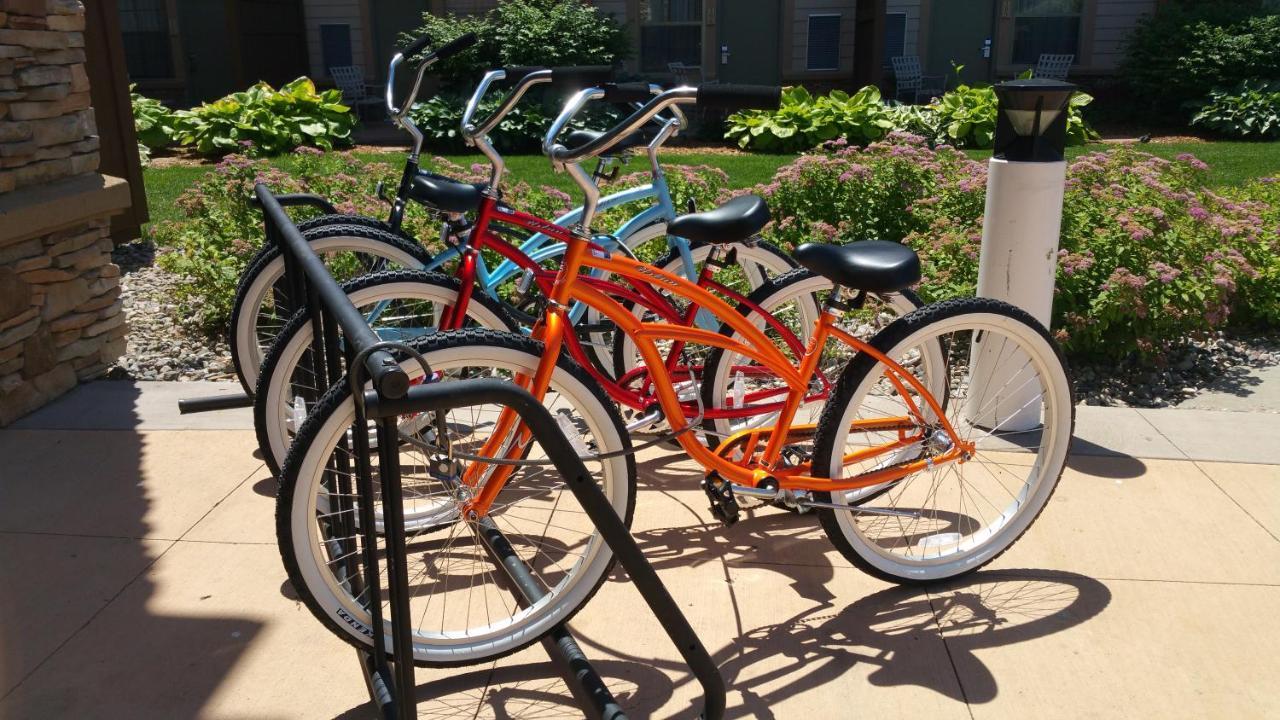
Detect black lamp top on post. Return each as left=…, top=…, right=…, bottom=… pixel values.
left=992, top=79, right=1077, bottom=163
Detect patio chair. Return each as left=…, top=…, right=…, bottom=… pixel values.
left=1034, top=53, right=1074, bottom=81
left=891, top=55, right=945, bottom=104
left=669, top=61, right=705, bottom=86
left=329, top=65, right=383, bottom=119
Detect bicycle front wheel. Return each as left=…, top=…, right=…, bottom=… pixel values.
left=278, top=329, right=636, bottom=666
left=812, top=297, right=1074, bottom=584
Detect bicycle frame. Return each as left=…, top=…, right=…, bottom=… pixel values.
left=455, top=221, right=977, bottom=517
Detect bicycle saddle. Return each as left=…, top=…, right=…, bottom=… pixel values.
left=565, top=127, right=655, bottom=155
left=793, top=240, right=921, bottom=294
left=408, top=171, right=484, bottom=214
left=667, top=194, right=770, bottom=244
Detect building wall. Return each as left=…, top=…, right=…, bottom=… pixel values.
left=886, top=0, right=921, bottom=59
left=787, top=0, right=857, bottom=76
left=0, top=0, right=131, bottom=426
left=1091, top=0, right=1156, bottom=71
left=301, top=0, right=368, bottom=78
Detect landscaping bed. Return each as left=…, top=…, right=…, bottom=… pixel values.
left=112, top=138, right=1280, bottom=408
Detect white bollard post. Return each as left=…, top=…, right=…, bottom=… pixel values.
left=965, top=80, right=1076, bottom=433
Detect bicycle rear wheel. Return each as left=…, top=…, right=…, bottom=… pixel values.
left=254, top=269, right=517, bottom=476
left=277, top=330, right=636, bottom=666
left=230, top=223, right=430, bottom=394
left=812, top=297, right=1074, bottom=584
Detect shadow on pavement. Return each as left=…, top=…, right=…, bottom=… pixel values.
left=332, top=659, right=677, bottom=719
left=0, top=382, right=262, bottom=716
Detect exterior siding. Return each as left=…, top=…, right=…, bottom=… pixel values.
left=302, top=0, right=367, bottom=78
left=1091, top=0, right=1157, bottom=70
left=790, top=0, right=857, bottom=76
left=886, top=0, right=921, bottom=59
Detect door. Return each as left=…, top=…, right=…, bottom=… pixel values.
left=371, top=0, right=431, bottom=82
left=926, top=0, right=994, bottom=85
left=716, top=0, right=781, bottom=84
left=176, top=0, right=236, bottom=102
left=236, top=0, right=309, bottom=88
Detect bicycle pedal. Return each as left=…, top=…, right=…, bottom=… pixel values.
left=701, top=476, right=740, bottom=526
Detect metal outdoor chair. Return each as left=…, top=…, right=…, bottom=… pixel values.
left=329, top=65, right=384, bottom=119
left=669, top=62, right=706, bottom=86
left=891, top=55, right=945, bottom=104
left=1034, top=53, right=1074, bottom=80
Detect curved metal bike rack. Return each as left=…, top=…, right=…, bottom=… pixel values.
left=181, top=184, right=726, bottom=720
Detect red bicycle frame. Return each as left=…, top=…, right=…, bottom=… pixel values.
left=436, top=193, right=836, bottom=421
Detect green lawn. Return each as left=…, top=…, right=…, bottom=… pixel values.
left=143, top=140, right=1279, bottom=228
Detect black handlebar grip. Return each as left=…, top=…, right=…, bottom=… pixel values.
left=402, top=33, right=432, bottom=57
left=433, top=32, right=477, bottom=62
left=696, top=84, right=782, bottom=111
left=549, top=65, right=616, bottom=89
left=499, top=66, right=549, bottom=85
left=602, top=82, right=657, bottom=104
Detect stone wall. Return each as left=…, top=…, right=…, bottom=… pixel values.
left=0, top=0, right=130, bottom=426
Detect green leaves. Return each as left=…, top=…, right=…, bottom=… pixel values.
left=725, top=84, right=1096, bottom=152
left=170, top=77, right=356, bottom=157
left=402, top=0, right=629, bottom=89
left=130, top=85, right=180, bottom=149
left=1192, top=80, right=1280, bottom=139
left=725, top=85, right=896, bottom=152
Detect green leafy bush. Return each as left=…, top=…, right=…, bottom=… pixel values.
left=725, top=86, right=894, bottom=152
left=173, top=78, right=356, bottom=157
left=726, top=85, right=1096, bottom=151
left=1192, top=81, right=1280, bottom=139
left=1122, top=2, right=1280, bottom=121
left=131, top=86, right=179, bottom=149
left=749, top=136, right=1280, bottom=359
left=404, top=0, right=630, bottom=87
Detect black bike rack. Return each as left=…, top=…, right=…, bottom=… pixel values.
left=183, top=184, right=726, bottom=720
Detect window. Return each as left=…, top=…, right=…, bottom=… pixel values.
left=640, top=0, right=702, bottom=73
left=883, top=12, right=907, bottom=67
left=119, top=0, right=173, bottom=79
left=1012, top=0, right=1082, bottom=64
left=806, top=14, right=841, bottom=71
left=321, top=24, right=354, bottom=72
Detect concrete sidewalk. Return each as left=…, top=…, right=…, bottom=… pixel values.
left=1, top=381, right=1278, bottom=718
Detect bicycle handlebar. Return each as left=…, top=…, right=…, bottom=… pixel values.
left=460, top=65, right=617, bottom=141
left=401, top=33, right=433, bottom=58
left=602, top=82, right=659, bottom=105
left=696, top=84, right=782, bottom=111
left=385, top=33, right=478, bottom=120
left=544, top=83, right=780, bottom=164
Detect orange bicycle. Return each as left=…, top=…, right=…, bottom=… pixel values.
left=276, top=85, right=1074, bottom=666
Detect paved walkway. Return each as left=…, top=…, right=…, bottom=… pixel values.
left=2, top=381, right=1278, bottom=718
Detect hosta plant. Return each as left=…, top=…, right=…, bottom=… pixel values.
left=1192, top=80, right=1280, bottom=139
left=173, top=78, right=356, bottom=156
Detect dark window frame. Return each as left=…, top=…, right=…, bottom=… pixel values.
left=806, top=13, right=842, bottom=72
left=883, top=12, right=907, bottom=67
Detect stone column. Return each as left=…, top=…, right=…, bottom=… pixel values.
left=1, top=0, right=132, bottom=426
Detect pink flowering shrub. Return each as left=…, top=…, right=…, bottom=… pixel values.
left=753, top=138, right=1280, bottom=359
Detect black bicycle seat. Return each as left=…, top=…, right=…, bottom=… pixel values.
left=565, top=127, right=654, bottom=156
left=793, top=240, right=921, bottom=293
left=667, top=194, right=771, bottom=245
left=407, top=171, right=484, bottom=214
